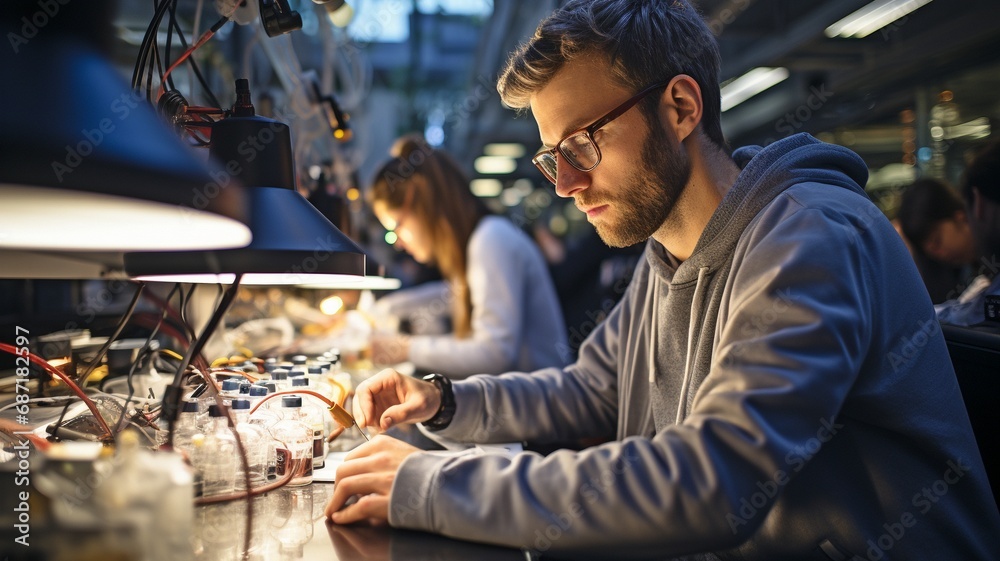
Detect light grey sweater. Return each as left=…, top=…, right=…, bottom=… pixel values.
left=382, top=215, right=568, bottom=377
left=388, top=134, right=1000, bottom=559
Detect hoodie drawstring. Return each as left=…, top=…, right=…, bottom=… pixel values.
left=677, top=266, right=709, bottom=424
left=647, top=275, right=660, bottom=385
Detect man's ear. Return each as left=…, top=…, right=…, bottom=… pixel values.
left=658, top=74, right=703, bottom=143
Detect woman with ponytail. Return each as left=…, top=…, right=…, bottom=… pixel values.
left=368, top=135, right=568, bottom=378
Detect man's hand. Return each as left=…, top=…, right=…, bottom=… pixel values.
left=325, top=435, right=422, bottom=524
left=353, top=368, right=441, bottom=433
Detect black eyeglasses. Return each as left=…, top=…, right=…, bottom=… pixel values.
left=532, top=81, right=669, bottom=185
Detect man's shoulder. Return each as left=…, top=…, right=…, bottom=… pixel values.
left=752, top=182, right=886, bottom=238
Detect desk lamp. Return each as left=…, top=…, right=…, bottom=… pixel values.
left=124, top=80, right=366, bottom=285
left=0, top=1, right=251, bottom=252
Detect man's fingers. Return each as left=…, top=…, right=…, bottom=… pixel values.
left=354, top=369, right=403, bottom=429
left=341, top=440, right=378, bottom=463
left=330, top=493, right=390, bottom=525
left=325, top=472, right=393, bottom=518
left=379, top=402, right=423, bottom=429
left=353, top=380, right=377, bottom=429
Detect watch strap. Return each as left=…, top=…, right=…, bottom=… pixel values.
left=421, top=373, right=455, bottom=431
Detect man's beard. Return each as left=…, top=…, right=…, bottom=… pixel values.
left=587, top=118, right=691, bottom=248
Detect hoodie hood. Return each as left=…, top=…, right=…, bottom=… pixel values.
left=647, top=133, right=870, bottom=283
left=643, top=133, right=870, bottom=430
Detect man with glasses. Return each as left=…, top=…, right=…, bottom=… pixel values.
left=326, top=1, right=1000, bottom=558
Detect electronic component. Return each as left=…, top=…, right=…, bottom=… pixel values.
left=259, top=0, right=302, bottom=37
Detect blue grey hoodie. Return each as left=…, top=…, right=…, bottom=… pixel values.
left=389, top=134, right=1000, bottom=560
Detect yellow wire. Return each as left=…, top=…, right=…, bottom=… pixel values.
left=160, top=349, right=184, bottom=361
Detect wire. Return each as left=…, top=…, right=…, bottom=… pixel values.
left=184, top=106, right=226, bottom=115
left=126, top=420, right=159, bottom=445
left=213, top=282, right=225, bottom=318
left=0, top=344, right=113, bottom=439
left=132, top=0, right=172, bottom=90
left=191, top=0, right=205, bottom=82
left=164, top=274, right=244, bottom=447
left=134, top=0, right=224, bottom=109
left=168, top=2, right=223, bottom=109
left=210, top=368, right=259, bottom=384
left=0, top=395, right=78, bottom=413
left=130, top=315, right=191, bottom=355
left=194, top=457, right=307, bottom=505
left=157, top=12, right=235, bottom=100
left=160, top=349, right=185, bottom=362
left=164, top=0, right=177, bottom=92
left=77, top=282, right=146, bottom=388
left=0, top=420, right=51, bottom=452
left=143, top=287, right=196, bottom=340
left=181, top=283, right=200, bottom=339
left=177, top=282, right=188, bottom=331
left=184, top=128, right=212, bottom=146
left=171, top=276, right=243, bottom=388
left=49, top=398, right=77, bottom=441
left=115, top=284, right=179, bottom=433
left=192, top=0, right=205, bottom=43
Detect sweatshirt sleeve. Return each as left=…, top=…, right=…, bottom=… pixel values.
left=389, top=202, right=875, bottom=557
left=406, top=220, right=527, bottom=377
left=421, top=248, right=644, bottom=445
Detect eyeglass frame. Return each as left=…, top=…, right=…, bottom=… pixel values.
left=531, top=81, right=670, bottom=185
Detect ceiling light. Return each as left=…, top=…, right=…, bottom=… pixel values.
left=474, top=156, right=517, bottom=175
left=501, top=188, right=523, bottom=207
left=720, top=67, right=789, bottom=112
left=470, top=179, right=503, bottom=197
left=943, top=117, right=991, bottom=141
left=824, top=0, right=933, bottom=39
left=483, top=143, right=526, bottom=158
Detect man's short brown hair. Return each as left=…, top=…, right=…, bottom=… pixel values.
left=498, top=0, right=725, bottom=149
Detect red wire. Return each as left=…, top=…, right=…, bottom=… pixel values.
left=0, top=419, right=51, bottom=452
left=157, top=29, right=216, bottom=99
left=140, top=292, right=195, bottom=340
left=211, top=369, right=259, bottom=383
left=156, top=7, right=238, bottom=100
left=184, top=106, right=226, bottom=114
left=0, top=343, right=113, bottom=440
left=248, top=389, right=336, bottom=415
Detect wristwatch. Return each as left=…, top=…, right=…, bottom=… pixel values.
left=421, top=373, right=456, bottom=431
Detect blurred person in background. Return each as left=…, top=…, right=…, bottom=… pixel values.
left=896, top=178, right=977, bottom=303
left=936, top=139, right=1000, bottom=326
left=368, top=135, right=568, bottom=378
left=534, top=222, right=643, bottom=362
